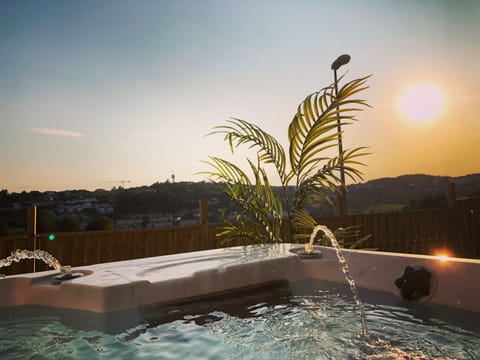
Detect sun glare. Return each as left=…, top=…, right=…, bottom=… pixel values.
left=397, top=83, right=446, bottom=122
left=433, top=249, right=454, bottom=262
left=434, top=254, right=453, bottom=262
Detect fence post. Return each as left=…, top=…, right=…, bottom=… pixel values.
left=447, top=182, right=456, bottom=208
left=199, top=199, right=208, bottom=244
left=26, top=205, right=37, bottom=272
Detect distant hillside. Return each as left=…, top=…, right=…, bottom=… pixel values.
left=1, top=174, right=479, bottom=231
left=346, top=173, right=480, bottom=214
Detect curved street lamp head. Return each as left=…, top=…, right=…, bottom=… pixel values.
left=331, top=54, right=351, bottom=71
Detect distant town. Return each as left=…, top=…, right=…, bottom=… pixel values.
left=1, top=173, right=479, bottom=236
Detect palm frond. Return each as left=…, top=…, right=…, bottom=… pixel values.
left=202, top=73, right=371, bottom=246
left=291, top=147, right=369, bottom=215
left=208, top=118, right=287, bottom=186
left=202, top=156, right=283, bottom=243
left=291, top=209, right=318, bottom=242
left=216, top=220, right=266, bottom=244
left=288, top=75, right=371, bottom=182
left=317, top=225, right=372, bottom=249
left=200, top=156, right=252, bottom=185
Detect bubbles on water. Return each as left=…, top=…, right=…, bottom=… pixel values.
left=359, top=334, right=429, bottom=359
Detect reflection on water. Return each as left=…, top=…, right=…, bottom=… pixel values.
left=0, top=280, right=479, bottom=359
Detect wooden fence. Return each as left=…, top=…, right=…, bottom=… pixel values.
left=315, top=209, right=460, bottom=254
left=1, top=197, right=478, bottom=276
left=284, top=199, right=479, bottom=257
left=0, top=225, right=252, bottom=276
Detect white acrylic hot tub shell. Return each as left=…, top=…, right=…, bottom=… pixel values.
left=0, top=244, right=479, bottom=314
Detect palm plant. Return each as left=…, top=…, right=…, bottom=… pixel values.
left=202, top=75, right=371, bottom=244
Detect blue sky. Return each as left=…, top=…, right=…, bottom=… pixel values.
left=1, top=0, right=479, bottom=192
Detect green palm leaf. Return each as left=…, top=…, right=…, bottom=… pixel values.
left=201, top=156, right=283, bottom=243
left=288, top=75, right=370, bottom=183
left=202, top=73, right=371, bottom=246
left=209, top=118, right=287, bottom=186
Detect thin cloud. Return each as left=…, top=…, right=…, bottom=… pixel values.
left=30, top=128, right=85, bottom=137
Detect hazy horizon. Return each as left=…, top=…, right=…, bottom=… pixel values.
left=2, top=0, right=479, bottom=193
left=3, top=172, right=479, bottom=194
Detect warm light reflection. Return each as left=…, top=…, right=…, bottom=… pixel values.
left=433, top=251, right=454, bottom=262
left=397, top=83, right=446, bottom=122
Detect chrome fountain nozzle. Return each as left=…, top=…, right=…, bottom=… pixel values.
left=60, top=265, right=72, bottom=275
left=304, top=243, right=314, bottom=255
left=53, top=265, right=84, bottom=282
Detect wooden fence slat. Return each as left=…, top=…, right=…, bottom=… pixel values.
left=1, top=197, right=479, bottom=275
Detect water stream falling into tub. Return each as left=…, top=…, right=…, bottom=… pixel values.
left=309, top=225, right=368, bottom=336
left=0, top=249, right=71, bottom=276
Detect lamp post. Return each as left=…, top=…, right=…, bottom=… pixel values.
left=331, top=54, right=351, bottom=217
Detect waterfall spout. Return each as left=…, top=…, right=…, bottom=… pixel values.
left=0, top=249, right=82, bottom=281
left=309, top=225, right=368, bottom=336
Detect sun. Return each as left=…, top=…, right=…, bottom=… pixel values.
left=397, top=83, right=446, bottom=122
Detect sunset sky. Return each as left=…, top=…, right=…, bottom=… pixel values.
left=1, top=0, right=479, bottom=192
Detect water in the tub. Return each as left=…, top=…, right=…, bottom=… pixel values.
left=0, top=280, right=479, bottom=359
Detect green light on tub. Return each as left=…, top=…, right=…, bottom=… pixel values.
left=48, top=234, right=55, bottom=241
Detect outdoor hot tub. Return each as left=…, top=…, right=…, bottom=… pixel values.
left=0, top=244, right=479, bottom=358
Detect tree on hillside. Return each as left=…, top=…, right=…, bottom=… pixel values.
left=0, top=220, right=8, bottom=236
left=37, top=209, right=57, bottom=233
left=406, top=194, right=448, bottom=210
left=86, top=216, right=114, bottom=231
left=57, top=215, right=81, bottom=232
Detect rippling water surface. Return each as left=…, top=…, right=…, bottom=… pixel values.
left=1, top=280, right=479, bottom=359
